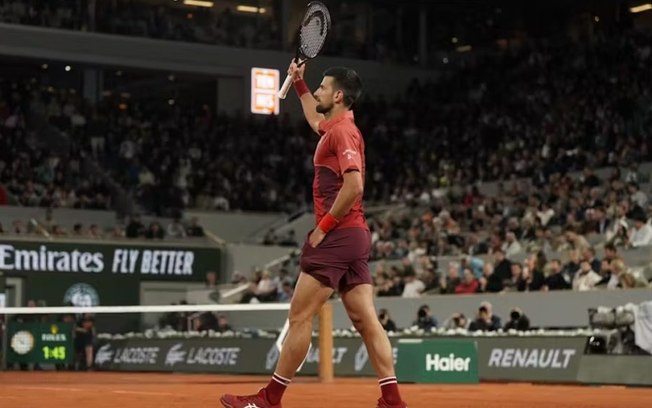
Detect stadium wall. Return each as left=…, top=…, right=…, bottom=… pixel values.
left=577, top=355, right=652, bottom=386
left=225, top=243, right=296, bottom=277
left=88, top=335, right=652, bottom=386
left=204, top=288, right=652, bottom=331
left=184, top=210, right=283, bottom=243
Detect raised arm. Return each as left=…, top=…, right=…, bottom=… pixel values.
left=288, top=60, right=324, bottom=135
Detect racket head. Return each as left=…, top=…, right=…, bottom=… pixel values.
left=297, top=1, right=331, bottom=62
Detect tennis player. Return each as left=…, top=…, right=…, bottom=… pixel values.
left=220, top=61, right=407, bottom=408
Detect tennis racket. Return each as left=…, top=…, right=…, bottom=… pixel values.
left=277, top=1, right=331, bottom=99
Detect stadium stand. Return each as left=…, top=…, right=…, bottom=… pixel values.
left=0, top=0, right=517, bottom=65
left=1, top=7, right=652, bottom=406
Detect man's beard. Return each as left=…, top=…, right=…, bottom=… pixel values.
left=316, top=102, right=333, bottom=114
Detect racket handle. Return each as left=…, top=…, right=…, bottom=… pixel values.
left=278, top=74, right=294, bottom=100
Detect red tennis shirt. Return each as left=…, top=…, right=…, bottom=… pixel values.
left=313, top=110, right=368, bottom=231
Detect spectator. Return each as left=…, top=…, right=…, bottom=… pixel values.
left=194, top=312, right=218, bottom=332
left=628, top=182, right=648, bottom=209
left=254, top=270, right=278, bottom=302
left=505, top=262, right=524, bottom=292
left=216, top=314, right=232, bottom=333
left=563, top=226, right=590, bottom=252
left=125, top=216, right=144, bottom=238
left=562, top=250, right=582, bottom=283
left=274, top=269, right=293, bottom=288
left=544, top=259, right=571, bottom=290
left=469, top=302, right=501, bottom=332
left=205, top=271, right=218, bottom=288
left=72, top=223, right=83, bottom=236
left=619, top=270, right=648, bottom=289
left=186, top=217, right=205, bottom=237
left=455, top=268, right=479, bottom=294
left=413, top=305, right=438, bottom=331
left=504, top=308, right=531, bottom=331
left=277, top=281, right=294, bottom=302
left=87, top=224, right=102, bottom=239
left=603, top=243, right=621, bottom=263
left=11, top=220, right=25, bottom=234
left=521, top=256, right=546, bottom=291
left=374, top=272, right=396, bottom=297
left=573, top=260, right=602, bottom=291
left=605, top=258, right=626, bottom=290
left=378, top=309, right=397, bottom=332
left=629, top=211, right=652, bottom=248
left=401, top=269, right=425, bottom=298
left=492, top=249, right=512, bottom=285
left=439, top=262, right=462, bottom=295
left=502, top=232, right=522, bottom=259
left=145, top=222, right=165, bottom=239
left=583, top=247, right=602, bottom=274
left=479, top=262, right=503, bottom=293
left=167, top=218, right=186, bottom=238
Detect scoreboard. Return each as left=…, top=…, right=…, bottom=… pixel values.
left=251, top=67, right=280, bottom=115
left=6, top=322, right=74, bottom=365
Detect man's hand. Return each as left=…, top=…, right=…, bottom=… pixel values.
left=288, top=60, right=306, bottom=82
left=309, top=227, right=326, bottom=248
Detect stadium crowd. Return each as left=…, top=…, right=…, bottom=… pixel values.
left=0, top=0, right=425, bottom=64
left=0, top=74, right=112, bottom=210
left=3, top=29, right=647, bottom=217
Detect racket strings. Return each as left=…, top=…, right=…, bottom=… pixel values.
left=299, top=3, right=330, bottom=59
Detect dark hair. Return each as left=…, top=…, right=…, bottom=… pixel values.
left=564, top=225, right=577, bottom=233
left=323, top=66, right=362, bottom=107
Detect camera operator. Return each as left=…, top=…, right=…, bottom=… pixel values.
left=413, top=304, right=438, bottom=331
left=378, top=308, right=397, bottom=332
left=443, top=312, right=469, bottom=330
left=469, top=301, right=501, bottom=332
left=503, top=308, right=531, bottom=331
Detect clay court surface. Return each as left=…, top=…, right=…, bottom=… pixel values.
left=0, top=372, right=651, bottom=408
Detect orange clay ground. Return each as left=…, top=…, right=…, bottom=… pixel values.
left=0, top=372, right=651, bottom=408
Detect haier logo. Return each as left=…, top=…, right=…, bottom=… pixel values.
left=426, top=353, right=471, bottom=372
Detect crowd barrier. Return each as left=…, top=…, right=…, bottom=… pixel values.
left=83, top=335, right=651, bottom=386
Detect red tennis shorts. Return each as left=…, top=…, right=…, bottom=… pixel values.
left=300, top=227, right=372, bottom=292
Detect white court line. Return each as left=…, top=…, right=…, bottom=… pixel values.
left=113, top=390, right=177, bottom=396
left=11, top=386, right=82, bottom=392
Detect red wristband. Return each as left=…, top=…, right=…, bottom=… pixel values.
left=318, top=213, right=339, bottom=233
left=293, top=79, right=310, bottom=98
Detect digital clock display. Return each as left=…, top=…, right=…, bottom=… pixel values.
left=42, top=346, right=67, bottom=361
